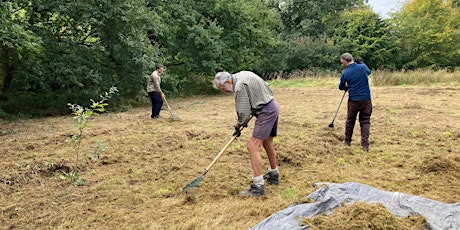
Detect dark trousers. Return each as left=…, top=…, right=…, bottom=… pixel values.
left=344, top=100, right=372, bottom=147
left=148, top=91, right=163, bottom=118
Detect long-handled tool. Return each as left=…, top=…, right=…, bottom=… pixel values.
left=183, top=116, right=253, bottom=193
left=328, top=90, right=347, bottom=128
left=163, top=97, right=180, bottom=121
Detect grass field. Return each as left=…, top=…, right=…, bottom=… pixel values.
left=1, top=76, right=459, bottom=229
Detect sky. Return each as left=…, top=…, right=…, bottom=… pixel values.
left=367, top=0, right=402, bottom=18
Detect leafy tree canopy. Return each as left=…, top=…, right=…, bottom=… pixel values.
left=331, top=7, right=399, bottom=69
left=1, top=0, right=460, bottom=118
left=278, top=0, right=366, bottom=38
left=149, top=0, right=280, bottom=76
left=392, top=0, right=460, bottom=69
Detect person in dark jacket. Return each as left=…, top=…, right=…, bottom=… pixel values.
left=338, top=53, right=372, bottom=151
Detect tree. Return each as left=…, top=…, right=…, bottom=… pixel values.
left=148, top=0, right=223, bottom=75
left=392, top=0, right=460, bottom=69
left=331, top=8, right=399, bottom=69
left=1, top=0, right=157, bottom=116
left=278, top=0, right=366, bottom=38
left=0, top=1, right=42, bottom=93
left=259, top=0, right=373, bottom=74
left=149, top=0, right=280, bottom=75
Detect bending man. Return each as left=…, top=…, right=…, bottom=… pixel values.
left=213, top=71, right=279, bottom=196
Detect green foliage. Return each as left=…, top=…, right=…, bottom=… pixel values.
left=0, top=107, right=9, bottom=119
left=337, top=157, right=346, bottom=165
left=278, top=0, right=365, bottom=38
left=253, top=40, right=290, bottom=77
left=213, top=0, right=280, bottom=72
left=256, top=0, right=377, bottom=76
left=0, top=1, right=43, bottom=93
left=1, top=0, right=460, bottom=119
left=0, top=91, right=72, bottom=118
left=159, top=73, right=217, bottom=97
left=150, top=0, right=224, bottom=75
left=151, top=0, right=280, bottom=75
left=179, top=75, right=217, bottom=96
left=85, top=139, right=107, bottom=160
left=59, top=172, right=86, bottom=186
left=254, top=35, right=342, bottom=79
left=331, top=8, right=399, bottom=69
left=1, top=0, right=156, bottom=116
left=391, top=0, right=460, bottom=69
left=286, top=36, right=341, bottom=72
left=66, top=87, right=118, bottom=167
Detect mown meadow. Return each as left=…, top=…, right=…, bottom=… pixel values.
left=1, top=70, right=459, bottom=229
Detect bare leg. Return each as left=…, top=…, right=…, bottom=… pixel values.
left=263, top=136, right=277, bottom=170
left=247, top=137, right=264, bottom=177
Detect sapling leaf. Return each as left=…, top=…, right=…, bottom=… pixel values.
left=66, top=87, right=118, bottom=184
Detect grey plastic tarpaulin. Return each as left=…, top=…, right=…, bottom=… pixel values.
left=251, top=182, right=460, bottom=230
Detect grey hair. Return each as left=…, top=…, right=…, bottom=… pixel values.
left=213, top=71, right=232, bottom=89
left=341, top=53, right=354, bottom=62
left=155, top=64, right=164, bottom=70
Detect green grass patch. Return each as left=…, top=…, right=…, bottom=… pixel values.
left=269, top=77, right=337, bottom=88
left=282, top=187, right=299, bottom=199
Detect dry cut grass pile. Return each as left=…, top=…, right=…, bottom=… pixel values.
left=302, top=202, right=426, bottom=230
left=1, top=82, right=459, bottom=229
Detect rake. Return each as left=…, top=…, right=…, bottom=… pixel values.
left=183, top=115, right=253, bottom=193
left=328, top=90, right=347, bottom=128
left=163, top=97, right=180, bottom=121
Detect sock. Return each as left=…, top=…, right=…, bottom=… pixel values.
left=268, top=167, right=279, bottom=175
left=253, top=175, right=264, bottom=186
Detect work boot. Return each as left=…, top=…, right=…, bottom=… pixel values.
left=263, top=172, right=279, bottom=185
left=239, top=184, right=265, bottom=197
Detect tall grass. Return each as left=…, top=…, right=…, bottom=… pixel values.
left=269, top=69, right=460, bottom=88
left=371, top=69, right=460, bottom=86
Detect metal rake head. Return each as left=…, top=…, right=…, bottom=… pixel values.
left=169, top=113, right=180, bottom=121
left=182, top=177, right=203, bottom=193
